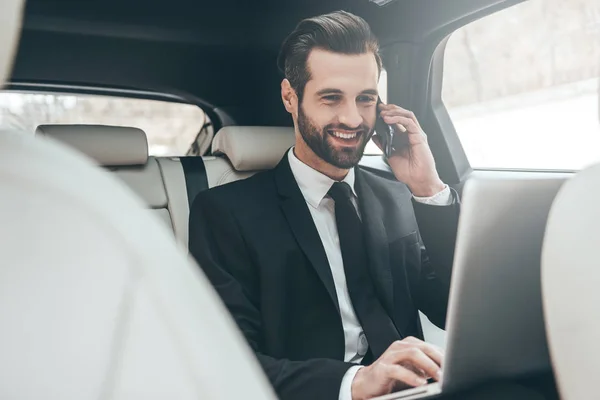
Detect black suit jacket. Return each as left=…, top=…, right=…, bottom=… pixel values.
left=189, top=155, right=460, bottom=400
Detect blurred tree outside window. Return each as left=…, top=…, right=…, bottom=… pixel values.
left=443, top=0, right=600, bottom=170
left=0, top=92, right=211, bottom=157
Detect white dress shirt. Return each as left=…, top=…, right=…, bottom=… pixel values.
left=287, top=148, right=452, bottom=400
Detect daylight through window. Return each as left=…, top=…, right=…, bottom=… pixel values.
left=0, top=92, right=209, bottom=157
left=443, top=0, right=600, bottom=170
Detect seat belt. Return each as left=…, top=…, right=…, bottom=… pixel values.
left=180, top=157, right=209, bottom=208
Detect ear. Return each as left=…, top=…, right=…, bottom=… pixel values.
left=281, top=79, right=298, bottom=115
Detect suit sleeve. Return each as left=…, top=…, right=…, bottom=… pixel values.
left=411, top=187, right=460, bottom=329
left=188, top=191, right=353, bottom=400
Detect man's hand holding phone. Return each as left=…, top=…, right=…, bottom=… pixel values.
left=351, top=337, right=443, bottom=400
left=373, top=102, right=445, bottom=198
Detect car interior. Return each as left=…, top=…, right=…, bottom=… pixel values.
left=1, top=0, right=599, bottom=398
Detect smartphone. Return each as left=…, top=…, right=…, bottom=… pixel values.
left=374, top=97, right=410, bottom=158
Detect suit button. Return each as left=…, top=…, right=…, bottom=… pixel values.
left=358, top=332, right=368, bottom=356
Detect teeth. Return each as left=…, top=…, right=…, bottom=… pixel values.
left=332, top=131, right=358, bottom=139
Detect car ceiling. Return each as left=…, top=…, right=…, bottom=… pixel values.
left=11, top=0, right=516, bottom=127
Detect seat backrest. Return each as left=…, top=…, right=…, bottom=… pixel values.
left=0, top=130, right=275, bottom=399
left=1, top=1, right=271, bottom=396
left=204, top=125, right=295, bottom=187
left=37, top=125, right=296, bottom=249
left=37, top=124, right=190, bottom=246
left=541, top=164, right=600, bottom=400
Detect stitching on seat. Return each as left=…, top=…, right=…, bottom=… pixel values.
left=155, top=159, right=176, bottom=233
left=218, top=169, right=236, bottom=186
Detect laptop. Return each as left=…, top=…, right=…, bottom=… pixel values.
left=373, top=176, right=565, bottom=400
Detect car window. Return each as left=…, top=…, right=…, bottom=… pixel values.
left=0, top=91, right=210, bottom=157
left=443, top=0, right=600, bottom=170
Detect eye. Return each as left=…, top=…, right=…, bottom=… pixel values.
left=323, top=95, right=341, bottom=102
left=358, top=95, right=376, bottom=104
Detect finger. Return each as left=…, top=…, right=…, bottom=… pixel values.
left=402, top=363, right=428, bottom=379
left=380, top=105, right=415, bottom=118
left=407, top=349, right=442, bottom=382
left=401, top=337, right=443, bottom=367
left=387, top=348, right=442, bottom=382
left=384, top=363, right=428, bottom=387
left=401, top=336, right=423, bottom=345
left=380, top=106, right=421, bottom=128
left=381, top=115, right=418, bottom=134
left=417, top=343, right=444, bottom=368
left=389, top=338, right=444, bottom=367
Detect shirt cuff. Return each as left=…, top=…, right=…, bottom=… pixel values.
left=412, top=184, right=452, bottom=206
left=339, top=365, right=363, bottom=400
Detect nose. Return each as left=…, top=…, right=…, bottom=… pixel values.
left=338, top=102, right=363, bottom=129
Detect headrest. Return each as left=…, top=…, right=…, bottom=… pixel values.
left=36, top=125, right=149, bottom=166
left=212, top=126, right=295, bottom=171
left=541, top=163, right=600, bottom=400
left=0, top=0, right=24, bottom=85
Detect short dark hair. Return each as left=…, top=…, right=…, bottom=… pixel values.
left=277, top=10, right=382, bottom=101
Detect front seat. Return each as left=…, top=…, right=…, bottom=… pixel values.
left=0, top=0, right=275, bottom=399
left=541, top=163, right=600, bottom=400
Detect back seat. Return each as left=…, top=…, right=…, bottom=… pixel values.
left=37, top=124, right=191, bottom=246
left=39, top=123, right=444, bottom=344
left=204, top=125, right=295, bottom=186
left=37, top=124, right=295, bottom=248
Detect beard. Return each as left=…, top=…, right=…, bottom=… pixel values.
left=297, top=104, right=373, bottom=169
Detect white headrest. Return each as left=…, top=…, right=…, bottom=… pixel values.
left=212, top=126, right=295, bottom=171
left=542, top=163, right=600, bottom=400
left=0, top=0, right=24, bottom=85
left=36, top=125, right=149, bottom=166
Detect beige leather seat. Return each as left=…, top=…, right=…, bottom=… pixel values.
left=541, top=163, right=600, bottom=400
left=0, top=1, right=275, bottom=397
left=36, top=125, right=297, bottom=249
left=36, top=124, right=190, bottom=247
left=0, top=131, right=275, bottom=399
left=204, top=125, right=296, bottom=187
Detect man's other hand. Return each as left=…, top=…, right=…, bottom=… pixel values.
left=351, top=337, right=443, bottom=400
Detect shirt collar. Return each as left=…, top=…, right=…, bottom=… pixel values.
left=287, top=147, right=357, bottom=209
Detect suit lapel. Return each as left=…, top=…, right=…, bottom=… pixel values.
left=354, top=168, right=394, bottom=316
left=275, top=155, right=340, bottom=312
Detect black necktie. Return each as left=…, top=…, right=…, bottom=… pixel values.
left=328, top=182, right=401, bottom=360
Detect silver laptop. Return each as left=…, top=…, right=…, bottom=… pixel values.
left=373, top=176, right=564, bottom=400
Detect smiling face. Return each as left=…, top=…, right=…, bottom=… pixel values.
left=282, top=48, right=380, bottom=179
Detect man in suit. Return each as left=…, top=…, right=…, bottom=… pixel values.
left=189, top=10, right=550, bottom=400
